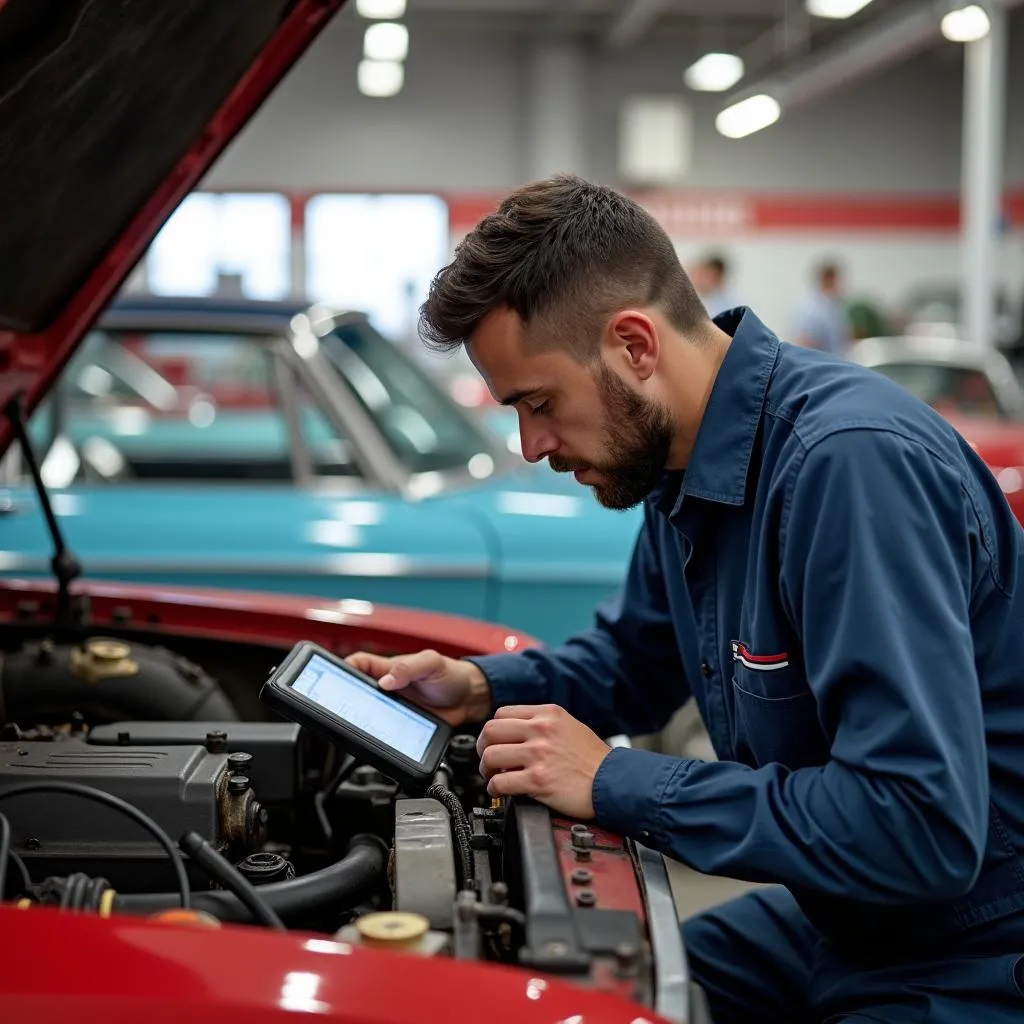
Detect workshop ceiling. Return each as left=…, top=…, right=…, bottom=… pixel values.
left=347, top=0, right=920, bottom=80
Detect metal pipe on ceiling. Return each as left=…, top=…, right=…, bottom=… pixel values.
left=604, top=0, right=675, bottom=48
left=721, top=0, right=1024, bottom=114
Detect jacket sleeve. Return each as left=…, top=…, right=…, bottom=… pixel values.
left=593, top=428, right=990, bottom=902
left=467, top=503, right=691, bottom=739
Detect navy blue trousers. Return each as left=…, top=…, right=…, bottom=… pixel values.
left=682, top=887, right=1024, bottom=1023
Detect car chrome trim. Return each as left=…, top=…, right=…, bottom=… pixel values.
left=0, top=553, right=490, bottom=579
left=273, top=350, right=314, bottom=486
left=632, top=840, right=689, bottom=1024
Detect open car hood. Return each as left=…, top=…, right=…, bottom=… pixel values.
left=0, top=0, right=345, bottom=456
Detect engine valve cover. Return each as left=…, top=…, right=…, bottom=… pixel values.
left=0, top=738, right=228, bottom=860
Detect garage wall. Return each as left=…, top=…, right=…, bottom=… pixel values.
left=206, top=6, right=1024, bottom=193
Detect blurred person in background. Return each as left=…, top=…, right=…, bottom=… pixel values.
left=349, top=175, right=1024, bottom=1024
left=793, top=260, right=852, bottom=357
left=691, top=252, right=737, bottom=318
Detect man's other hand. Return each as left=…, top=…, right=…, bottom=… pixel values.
left=346, top=649, right=493, bottom=727
left=476, top=704, right=612, bottom=819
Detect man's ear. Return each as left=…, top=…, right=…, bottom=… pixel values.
left=606, top=310, right=659, bottom=382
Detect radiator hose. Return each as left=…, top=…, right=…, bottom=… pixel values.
left=115, top=834, right=386, bottom=925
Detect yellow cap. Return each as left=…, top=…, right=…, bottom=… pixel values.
left=355, top=911, right=429, bottom=948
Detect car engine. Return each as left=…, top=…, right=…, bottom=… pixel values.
left=0, top=629, right=691, bottom=1020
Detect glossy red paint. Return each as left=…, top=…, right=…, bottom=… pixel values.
left=0, top=578, right=537, bottom=659
left=0, top=906, right=670, bottom=1024
left=0, top=0, right=346, bottom=457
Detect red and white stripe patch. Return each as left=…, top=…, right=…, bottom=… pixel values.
left=731, top=641, right=790, bottom=672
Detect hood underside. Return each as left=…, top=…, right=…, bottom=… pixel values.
left=0, top=0, right=343, bottom=453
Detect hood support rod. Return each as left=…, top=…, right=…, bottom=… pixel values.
left=3, top=395, right=82, bottom=637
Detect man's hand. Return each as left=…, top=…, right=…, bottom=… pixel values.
left=476, top=704, right=612, bottom=819
left=345, top=649, right=493, bottom=727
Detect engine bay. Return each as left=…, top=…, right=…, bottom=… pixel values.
left=0, top=628, right=684, bottom=1016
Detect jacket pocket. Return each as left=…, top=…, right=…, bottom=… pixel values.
left=731, top=662, right=830, bottom=768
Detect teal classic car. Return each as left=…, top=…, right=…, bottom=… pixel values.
left=1, top=297, right=641, bottom=645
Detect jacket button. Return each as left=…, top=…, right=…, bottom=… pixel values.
left=701, top=662, right=712, bottom=677
left=639, top=829, right=651, bottom=842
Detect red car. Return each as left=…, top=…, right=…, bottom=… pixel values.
left=850, top=336, right=1024, bottom=526
left=0, top=3, right=692, bottom=1023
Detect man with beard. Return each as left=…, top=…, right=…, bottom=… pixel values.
left=348, top=176, right=1024, bottom=1023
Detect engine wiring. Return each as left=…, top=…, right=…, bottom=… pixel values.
left=0, top=781, right=190, bottom=909
left=425, top=783, right=475, bottom=890
left=22, top=873, right=115, bottom=914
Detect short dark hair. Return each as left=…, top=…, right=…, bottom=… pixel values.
left=817, top=261, right=841, bottom=286
left=704, top=254, right=728, bottom=278
left=419, top=175, right=707, bottom=360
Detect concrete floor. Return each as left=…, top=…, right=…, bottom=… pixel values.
left=667, top=860, right=761, bottom=921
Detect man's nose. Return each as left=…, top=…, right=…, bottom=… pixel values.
left=518, top=419, right=558, bottom=464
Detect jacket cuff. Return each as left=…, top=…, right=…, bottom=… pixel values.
left=592, top=747, right=689, bottom=846
left=463, top=653, right=551, bottom=713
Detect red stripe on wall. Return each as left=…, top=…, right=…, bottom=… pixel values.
left=753, top=196, right=960, bottom=231
left=445, top=189, right=1024, bottom=235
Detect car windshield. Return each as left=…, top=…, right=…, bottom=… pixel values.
left=873, top=361, right=1006, bottom=420
left=321, top=321, right=500, bottom=475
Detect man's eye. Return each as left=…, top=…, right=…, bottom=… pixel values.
left=531, top=401, right=550, bottom=416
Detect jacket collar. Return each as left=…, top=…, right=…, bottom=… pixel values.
left=650, top=307, right=779, bottom=517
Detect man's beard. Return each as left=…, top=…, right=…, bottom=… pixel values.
left=548, top=364, right=674, bottom=510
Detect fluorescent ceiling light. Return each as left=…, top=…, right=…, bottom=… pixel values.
left=715, top=94, right=781, bottom=139
left=364, top=22, right=409, bottom=61
left=805, top=0, right=874, bottom=17
left=356, top=0, right=406, bottom=18
left=357, top=59, right=404, bottom=98
left=684, top=52, right=745, bottom=92
left=941, top=5, right=991, bottom=42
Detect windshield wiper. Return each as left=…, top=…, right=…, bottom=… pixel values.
left=3, top=395, right=83, bottom=637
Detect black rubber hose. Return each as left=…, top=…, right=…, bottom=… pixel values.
left=86, top=876, right=109, bottom=913
left=68, top=872, right=90, bottom=911
left=115, top=835, right=386, bottom=925
left=179, top=831, right=285, bottom=930
left=0, top=813, right=10, bottom=900
left=6, top=852, right=31, bottom=900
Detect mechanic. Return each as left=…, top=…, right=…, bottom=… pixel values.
left=348, top=175, right=1024, bottom=1023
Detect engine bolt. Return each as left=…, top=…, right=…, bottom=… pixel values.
left=570, top=823, right=588, bottom=835
left=25, top=837, right=40, bottom=851
left=570, top=830, right=595, bottom=850
left=205, top=731, right=228, bottom=754
left=615, top=942, right=640, bottom=977
left=575, top=889, right=596, bottom=908
left=227, top=751, right=253, bottom=774
left=228, top=774, right=250, bottom=794
left=571, top=868, right=592, bottom=886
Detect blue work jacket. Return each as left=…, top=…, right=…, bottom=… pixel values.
left=470, top=308, right=1024, bottom=954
